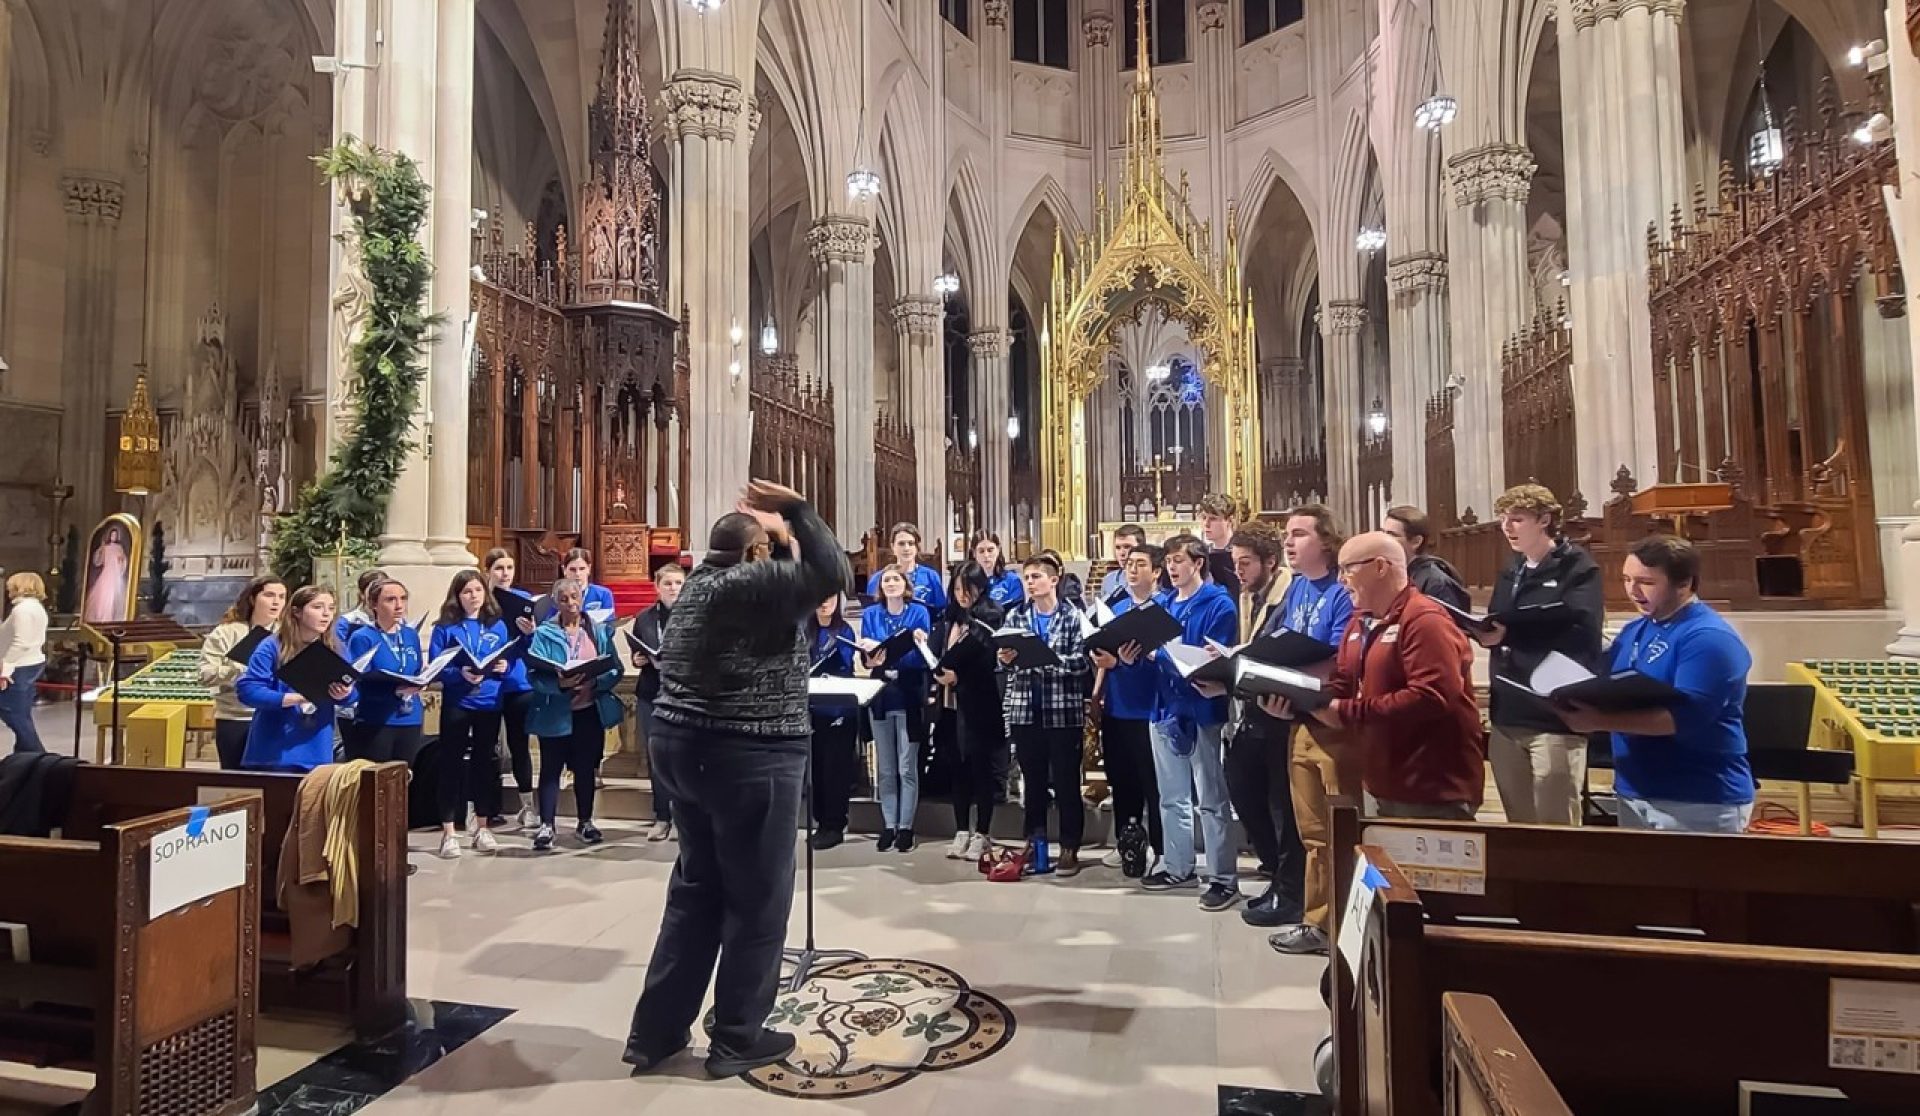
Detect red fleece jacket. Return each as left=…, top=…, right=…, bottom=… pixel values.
left=1326, top=586, right=1486, bottom=806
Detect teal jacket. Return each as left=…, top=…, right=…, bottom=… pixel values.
left=525, top=618, right=624, bottom=739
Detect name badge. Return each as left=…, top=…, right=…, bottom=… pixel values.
left=1381, top=624, right=1401, bottom=644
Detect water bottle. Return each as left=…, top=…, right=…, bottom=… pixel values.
left=1028, top=831, right=1052, bottom=875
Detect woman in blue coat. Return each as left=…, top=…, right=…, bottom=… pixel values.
left=237, top=585, right=356, bottom=772
left=526, top=576, right=623, bottom=851
left=428, top=570, right=514, bottom=858
left=806, top=595, right=858, bottom=849
left=344, top=577, right=426, bottom=764
left=971, top=531, right=1024, bottom=607
left=561, top=548, right=619, bottom=620
left=858, top=565, right=933, bottom=852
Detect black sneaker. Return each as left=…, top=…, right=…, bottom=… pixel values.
left=1241, top=888, right=1305, bottom=928
left=1139, top=869, right=1198, bottom=891
left=577, top=822, right=604, bottom=845
left=876, top=828, right=896, bottom=852
left=532, top=824, right=554, bottom=851
left=705, top=1029, right=796, bottom=1078
left=623, top=1031, right=691, bottom=1075
left=894, top=829, right=916, bottom=853
left=810, top=829, right=844, bottom=851
left=1198, top=883, right=1244, bottom=912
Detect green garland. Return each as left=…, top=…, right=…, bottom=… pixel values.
left=270, top=139, right=437, bottom=585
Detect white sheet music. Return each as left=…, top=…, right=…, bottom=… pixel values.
left=1527, top=651, right=1595, bottom=695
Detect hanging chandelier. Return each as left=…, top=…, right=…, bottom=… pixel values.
left=1414, top=94, right=1458, bottom=131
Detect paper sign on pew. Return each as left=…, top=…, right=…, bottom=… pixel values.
left=1360, top=825, right=1488, bottom=896
left=1335, top=852, right=1394, bottom=980
left=147, top=806, right=249, bottom=920
left=1829, top=979, right=1920, bottom=1076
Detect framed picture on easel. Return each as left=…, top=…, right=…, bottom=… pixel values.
left=80, top=514, right=142, bottom=625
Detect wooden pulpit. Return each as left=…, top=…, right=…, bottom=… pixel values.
left=1630, top=482, right=1734, bottom=537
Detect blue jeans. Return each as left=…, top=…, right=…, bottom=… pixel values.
left=870, top=708, right=920, bottom=831
left=1618, top=796, right=1753, bottom=834
left=1150, top=717, right=1236, bottom=885
left=0, top=664, right=44, bottom=754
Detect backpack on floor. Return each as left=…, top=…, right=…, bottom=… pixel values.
left=1117, top=820, right=1149, bottom=879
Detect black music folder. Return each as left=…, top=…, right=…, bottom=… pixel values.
left=1442, top=599, right=1575, bottom=638
left=224, top=626, right=271, bottom=665
left=1230, top=658, right=1333, bottom=711
left=279, top=641, right=373, bottom=703
left=989, top=625, right=1061, bottom=668
left=526, top=651, right=622, bottom=682
left=1083, top=603, right=1185, bottom=657
left=1494, top=651, right=1684, bottom=713
left=493, top=589, right=538, bottom=628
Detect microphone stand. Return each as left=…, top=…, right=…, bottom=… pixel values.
left=782, top=712, right=866, bottom=993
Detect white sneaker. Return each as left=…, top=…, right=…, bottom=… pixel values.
left=964, top=832, right=991, bottom=860
left=437, top=833, right=462, bottom=860
left=516, top=805, right=538, bottom=830
left=1101, top=847, right=1125, bottom=869
left=473, top=827, right=499, bottom=854
left=945, top=832, right=973, bottom=860
left=466, top=812, right=481, bottom=837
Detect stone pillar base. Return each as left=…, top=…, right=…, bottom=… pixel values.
left=1888, top=521, right=1920, bottom=659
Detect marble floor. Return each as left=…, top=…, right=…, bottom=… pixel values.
left=346, top=819, right=1328, bottom=1115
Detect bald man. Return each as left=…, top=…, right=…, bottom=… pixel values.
left=1260, top=531, right=1486, bottom=825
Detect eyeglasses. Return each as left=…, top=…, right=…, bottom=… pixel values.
left=1337, top=557, right=1382, bottom=578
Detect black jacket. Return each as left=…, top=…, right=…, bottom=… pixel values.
left=654, top=499, right=852, bottom=743
left=0, top=752, right=78, bottom=837
left=1409, top=554, right=1470, bottom=612
left=1207, top=549, right=1242, bottom=598
left=935, top=599, right=1007, bottom=748
left=1486, top=539, right=1606, bottom=732
left=634, top=602, right=671, bottom=704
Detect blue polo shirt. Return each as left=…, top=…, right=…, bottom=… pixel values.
left=1102, top=590, right=1166, bottom=721
left=1606, top=600, right=1754, bottom=806
left=866, top=564, right=948, bottom=611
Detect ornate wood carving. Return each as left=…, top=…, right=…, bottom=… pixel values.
left=1499, top=303, right=1576, bottom=500
left=749, top=353, right=836, bottom=527
left=947, top=442, right=981, bottom=539
left=875, top=407, right=918, bottom=538
left=1647, top=87, right=1893, bottom=605
left=1358, top=431, right=1393, bottom=524
left=1261, top=445, right=1325, bottom=511
left=1425, top=390, right=1458, bottom=529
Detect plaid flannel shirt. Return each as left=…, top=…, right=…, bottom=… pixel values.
left=1001, top=598, right=1094, bottom=728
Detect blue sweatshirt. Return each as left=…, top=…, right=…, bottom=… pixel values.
left=1269, top=570, right=1353, bottom=647
left=429, top=616, right=512, bottom=711
left=860, top=601, right=932, bottom=714
left=1103, top=590, right=1167, bottom=721
left=346, top=624, right=426, bottom=728
left=1156, top=581, right=1239, bottom=726
left=583, top=582, right=617, bottom=617
left=866, top=565, right=949, bottom=612
left=809, top=621, right=857, bottom=677
left=236, top=636, right=356, bottom=771
left=491, top=588, right=534, bottom=694
left=987, top=569, right=1025, bottom=606
left=1607, top=601, right=1755, bottom=806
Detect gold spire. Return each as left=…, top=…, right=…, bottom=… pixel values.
left=1134, top=0, right=1151, bottom=82
left=115, top=367, right=162, bottom=496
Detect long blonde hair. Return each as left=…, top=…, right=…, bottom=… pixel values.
left=276, top=586, right=343, bottom=667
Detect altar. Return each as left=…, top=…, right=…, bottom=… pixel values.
left=1093, top=518, right=1201, bottom=560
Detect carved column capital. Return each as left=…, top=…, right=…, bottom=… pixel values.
left=807, top=214, right=873, bottom=266
left=1197, top=2, right=1229, bottom=32
left=967, top=329, right=1009, bottom=359
left=1084, top=12, right=1114, bottom=48
left=892, top=295, right=945, bottom=338
left=983, top=0, right=1008, bottom=29
left=1446, top=143, right=1536, bottom=207
left=62, top=172, right=124, bottom=222
left=1386, top=252, right=1449, bottom=296
left=1317, top=300, right=1368, bottom=336
left=662, top=71, right=744, bottom=141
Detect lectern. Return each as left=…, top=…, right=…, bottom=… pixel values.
left=1629, top=482, right=1733, bottom=538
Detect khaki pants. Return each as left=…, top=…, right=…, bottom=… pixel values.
left=1289, top=721, right=1360, bottom=932
left=1488, top=725, right=1586, bottom=826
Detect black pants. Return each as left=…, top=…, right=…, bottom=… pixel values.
left=639, top=700, right=672, bottom=824
left=501, top=690, right=534, bottom=794
left=537, top=707, right=604, bottom=826
left=1226, top=720, right=1304, bottom=899
left=346, top=722, right=422, bottom=765
left=809, top=713, right=858, bottom=833
left=952, top=707, right=1007, bottom=836
left=214, top=719, right=250, bottom=771
left=1102, top=713, right=1162, bottom=854
left=1013, top=723, right=1084, bottom=850
left=627, top=720, right=807, bottom=1057
left=440, top=705, right=504, bottom=826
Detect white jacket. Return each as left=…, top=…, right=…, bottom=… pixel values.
left=0, top=597, right=49, bottom=679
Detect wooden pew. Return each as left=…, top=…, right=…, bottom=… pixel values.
left=1440, top=993, right=1572, bottom=1116
left=0, top=796, right=262, bottom=1116
left=60, top=763, right=410, bottom=1039
left=1353, top=849, right=1920, bottom=1116
left=1327, top=804, right=1920, bottom=1113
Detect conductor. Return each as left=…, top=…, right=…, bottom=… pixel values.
left=625, top=481, right=852, bottom=1078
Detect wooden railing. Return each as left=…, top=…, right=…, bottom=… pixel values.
left=1119, top=463, right=1208, bottom=517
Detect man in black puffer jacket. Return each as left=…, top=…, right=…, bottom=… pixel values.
left=627, top=480, right=851, bottom=1080
left=1384, top=505, right=1470, bottom=612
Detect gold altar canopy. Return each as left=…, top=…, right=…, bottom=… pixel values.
left=1039, top=0, right=1260, bottom=557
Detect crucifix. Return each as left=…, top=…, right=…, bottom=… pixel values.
left=1146, top=453, right=1173, bottom=512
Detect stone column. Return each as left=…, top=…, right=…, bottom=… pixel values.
left=1559, top=0, right=1689, bottom=501
left=1880, top=0, right=1920, bottom=654
left=893, top=294, right=947, bottom=537
left=374, top=0, right=441, bottom=568
left=665, top=73, right=752, bottom=539
left=323, top=0, right=377, bottom=459
left=424, top=0, right=476, bottom=567
left=1084, top=12, right=1117, bottom=177
left=811, top=214, right=875, bottom=547
left=1444, top=143, right=1534, bottom=517
left=1321, top=300, right=1367, bottom=532
left=1386, top=253, right=1449, bottom=510
left=969, top=329, right=1012, bottom=538
left=59, top=173, right=123, bottom=529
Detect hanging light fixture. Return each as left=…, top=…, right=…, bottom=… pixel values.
left=1006, top=414, right=1021, bottom=440
left=846, top=1, right=881, bottom=201
left=933, top=272, right=960, bottom=297
left=1367, top=399, right=1388, bottom=437
left=684, top=0, right=723, bottom=12
left=757, top=133, right=779, bottom=355
left=967, top=426, right=979, bottom=450
left=1414, top=94, right=1458, bottom=132
left=1355, top=226, right=1387, bottom=253
left=758, top=321, right=779, bottom=355
left=1146, top=361, right=1171, bottom=382
left=1748, top=19, right=1784, bottom=175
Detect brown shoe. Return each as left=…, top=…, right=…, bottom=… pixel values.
left=1055, top=849, right=1081, bottom=877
